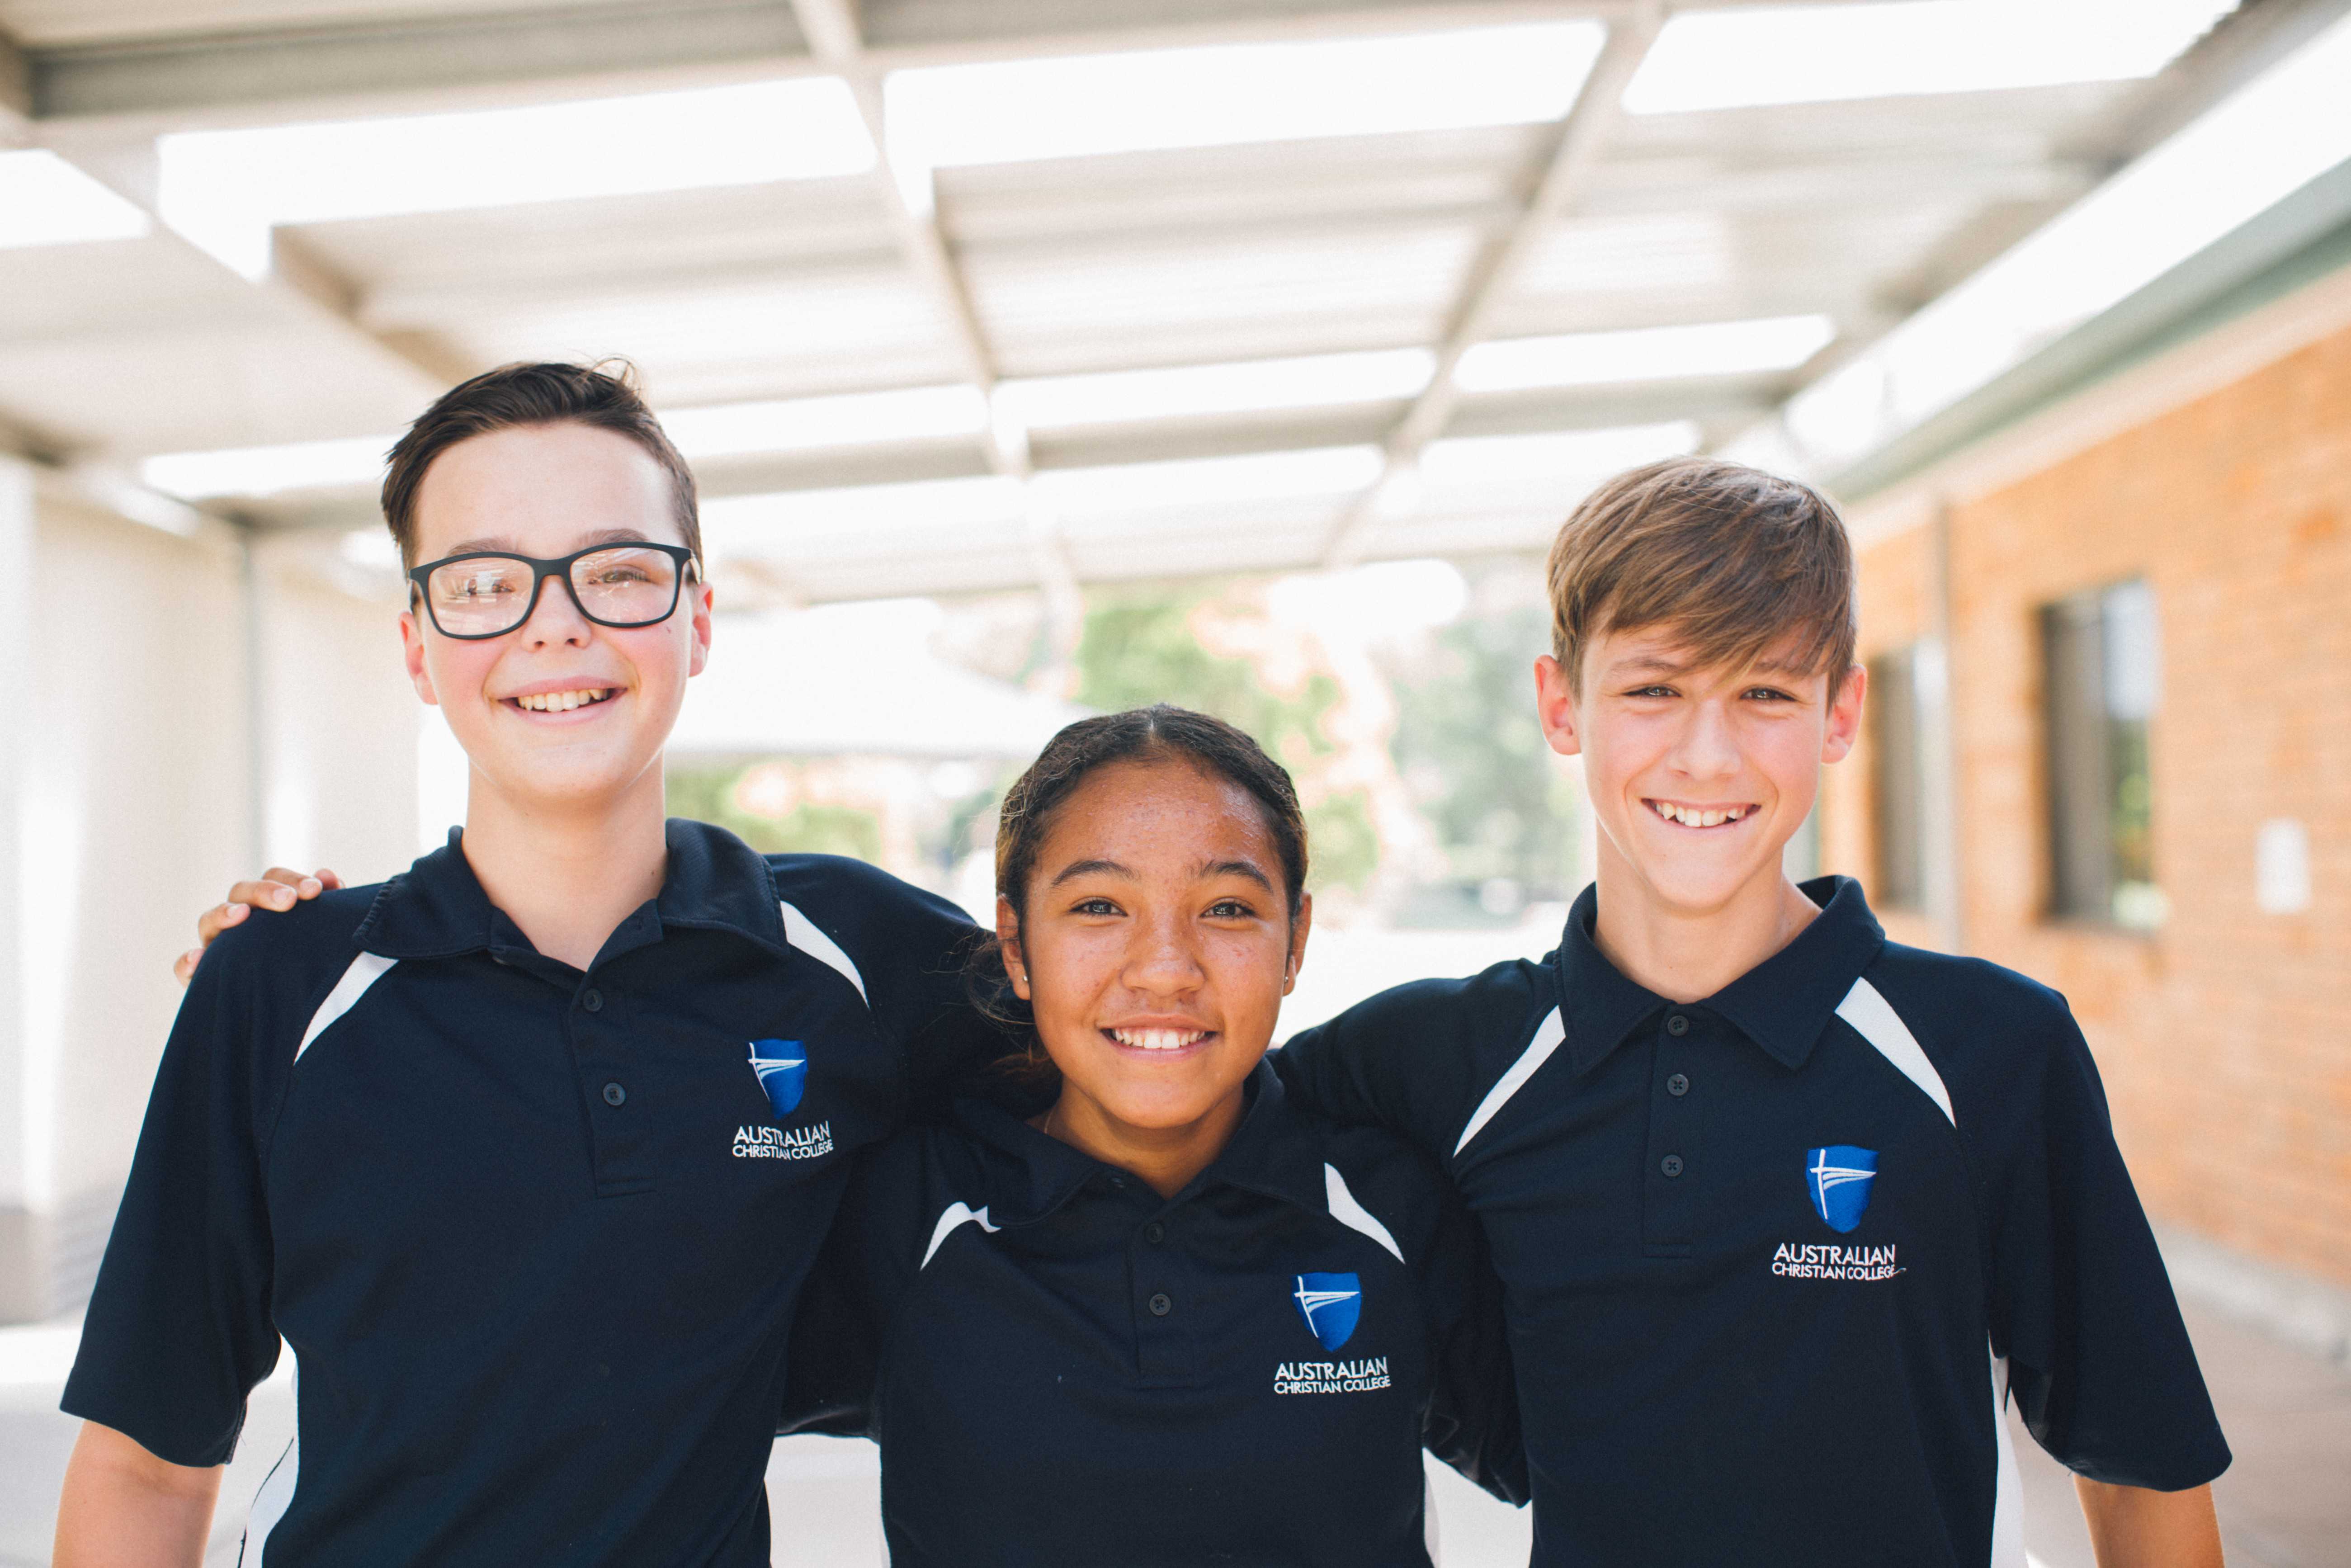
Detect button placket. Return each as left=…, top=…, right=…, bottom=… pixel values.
left=570, top=980, right=655, bottom=1195
left=1130, top=1195, right=1197, bottom=1388
left=1641, top=1011, right=1707, bottom=1256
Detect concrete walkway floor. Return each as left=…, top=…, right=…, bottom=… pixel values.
left=1, top=1297, right=2340, bottom=1566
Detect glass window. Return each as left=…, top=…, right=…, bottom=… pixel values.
left=2041, top=579, right=2164, bottom=929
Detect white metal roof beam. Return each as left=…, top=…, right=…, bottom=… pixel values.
left=786, top=0, right=1086, bottom=644
left=786, top=0, right=1020, bottom=471
left=31, top=3, right=812, bottom=124
left=24, top=126, right=453, bottom=406
left=1321, top=0, right=1664, bottom=567
left=19, top=0, right=1882, bottom=128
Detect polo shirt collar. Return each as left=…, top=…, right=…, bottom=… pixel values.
left=952, top=1058, right=1323, bottom=1226
left=354, top=819, right=788, bottom=963
left=1555, top=874, right=1885, bottom=1075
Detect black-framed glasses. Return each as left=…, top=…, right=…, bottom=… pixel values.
left=407, top=543, right=699, bottom=640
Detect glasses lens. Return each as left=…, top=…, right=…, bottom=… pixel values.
left=425, top=557, right=535, bottom=636
left=571, top=546, right=682, bottom=627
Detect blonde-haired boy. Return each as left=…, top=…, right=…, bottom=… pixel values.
left=1280, top=456, right=2228, bottom=1567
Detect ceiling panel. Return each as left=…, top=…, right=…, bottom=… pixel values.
left=968, top=222, right=1482, bottom=376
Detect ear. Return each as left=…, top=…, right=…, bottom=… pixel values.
left=1534, top=653, right=1583, bottom=759
left=1283, top=891, right=1313, bottom=997
left=400, top=609, right=439, bottom=706
left=686, top=576, right=715, bottom=679
left=995, top=893, right=1029, bottom=1001
left=1821, top=662, right=1867, bottom=765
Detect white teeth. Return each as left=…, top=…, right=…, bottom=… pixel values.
left=516, top=688, right=613, bottom=712
left=1652, top=801, right=1751, bottom=827
left=1112, top=1028, right=1206, bottom=1052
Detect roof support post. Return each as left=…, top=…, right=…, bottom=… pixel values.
left=0, top=454, right=51, bottom=1323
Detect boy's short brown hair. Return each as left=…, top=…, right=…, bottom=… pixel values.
left=380, top=360, right=700, bottom=568
left=1544, top=455, right=1856, bottom=692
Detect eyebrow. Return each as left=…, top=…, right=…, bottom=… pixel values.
left=1197, top=858, right=1275, bottom=892
left=1048, top=858, right=1134, bottom=887
left=1044, top=856, right=1277, bottom=892
left=437, top=527, right=657, bottom=557
left=1613, top=653, right=1813, bottom=681
left=1614, top=655, right=1694, bottom=678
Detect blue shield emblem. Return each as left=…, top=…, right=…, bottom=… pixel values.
left=748, top=1040, right=807, bottom=1120
left=1293, top=1273, right=1361, bottom=1353
left=1807, top=1146, right=1877, bottom=1234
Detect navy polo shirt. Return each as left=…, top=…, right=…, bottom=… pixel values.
left=1277, top=876, right=2229, bottom=1568
left=784, top=1061, right=1525, bottom=1566
left=64, top=821, right=994, bottom=1567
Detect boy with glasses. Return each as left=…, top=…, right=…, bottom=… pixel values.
left=55, top=363, right=996, bottom=1566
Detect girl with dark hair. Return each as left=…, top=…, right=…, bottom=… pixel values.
left=787, top=704, right=1523, bottom=1565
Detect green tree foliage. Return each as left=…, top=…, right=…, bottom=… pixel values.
left=666, top=766, right=884, bottom=862
left=1074, top=589, right=1376, bottom=892
left=1389, top=601, right=1582, bottom=901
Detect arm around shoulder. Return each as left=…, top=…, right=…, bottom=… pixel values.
left=764, top=854, right=1001, bottom=1104
left=1277, top=968, right=1535, bottom=1161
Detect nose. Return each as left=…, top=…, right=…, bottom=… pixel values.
left=516, top=568, right=594, bottom=650
left=1122, top=908, right=1205, bottom=999
left=1665, top=694, right=1742, bottom=782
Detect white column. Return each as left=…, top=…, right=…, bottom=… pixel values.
left=0, top=453, right=47, bottom=1321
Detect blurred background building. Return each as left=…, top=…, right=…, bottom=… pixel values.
left=2, top=0, right=2350, bottom=1563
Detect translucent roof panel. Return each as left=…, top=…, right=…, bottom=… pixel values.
left=0, top=0, right=2301, bottom=595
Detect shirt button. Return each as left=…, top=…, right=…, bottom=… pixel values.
left=1660, top=1153, right=1685, bottom=1177
left=1665, top=1014, right=1689, bottom=1036
left=1667, top=1072, right=1690, bottom=1097
left=602, top=1082, right=626, bottom=1107
left=581, top=989, right=604, bottom=1013
left=1143, top=1222, right=1166, bottom=1245
left=1147, top=1292, right=1173, bottom=1317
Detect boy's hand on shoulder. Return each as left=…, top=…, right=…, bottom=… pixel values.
left=173, top=867, right=343, bottom=987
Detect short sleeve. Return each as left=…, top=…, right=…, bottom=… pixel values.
left=1987, top=1010, right=2230, bottom=1491
left=61, top=936, right=286, bottom=1467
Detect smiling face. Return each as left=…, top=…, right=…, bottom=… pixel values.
left=1002, top=757, right=1309, bottom=1146
left=1537, top=623, right=1864, bottom=918
left=398, top=421, right=713, bottom=815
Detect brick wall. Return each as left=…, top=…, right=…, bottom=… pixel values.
left=1822, top=315, right=2351, bottom=1291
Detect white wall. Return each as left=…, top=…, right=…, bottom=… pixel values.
left=249, top=533, right=421, bottom=884
left=0, top=476, right=418, bottom=1322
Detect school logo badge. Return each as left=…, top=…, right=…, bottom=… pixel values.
left=1807, top=1145, right=1878, bottom=1234
left=1293, top=1273, right=1362, bottom=1353
left=748, top=1039, right=807, bottom=1120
